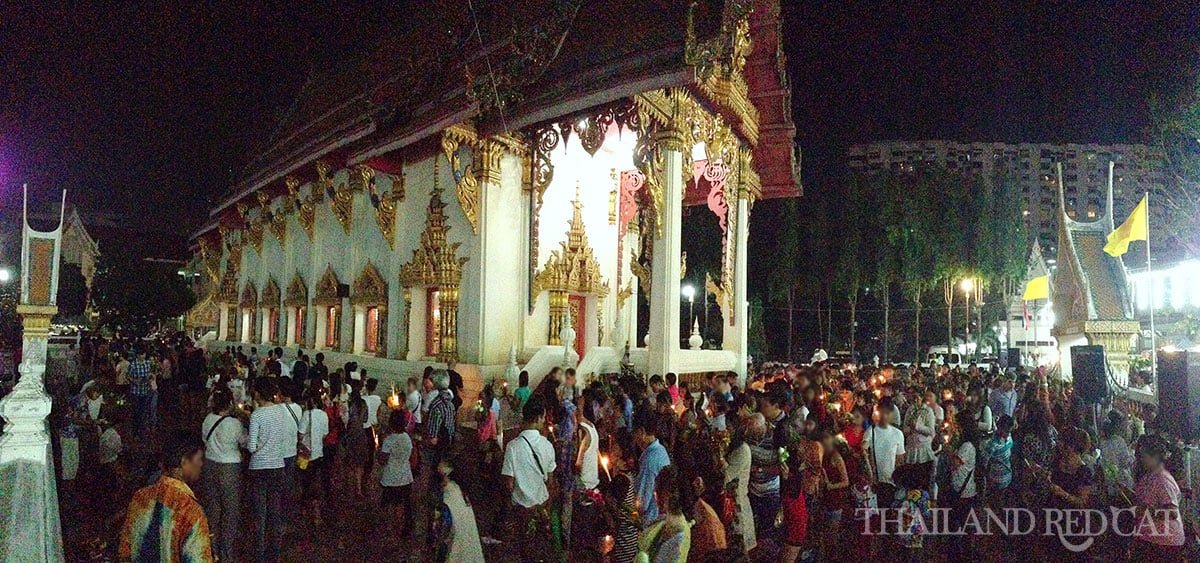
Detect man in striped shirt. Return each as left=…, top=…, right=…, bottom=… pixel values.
left=247, top=377, right=288, bottom=562
left=120, top=431, right=214, bottom=562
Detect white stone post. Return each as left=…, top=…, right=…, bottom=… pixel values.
left=723, top=196, right=750, bottom=385
left=648, top=148, right=684, bottom=377
left=0, top=186, right=66, bottom=562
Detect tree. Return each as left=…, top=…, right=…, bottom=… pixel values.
left=1150, top=63, right=1200, bottom=259
left=55, top=262, right=89, bottom=321
left=91, top=253, right=195, bottom=336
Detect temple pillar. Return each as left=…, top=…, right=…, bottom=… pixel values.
left=723, top=196, right=750, bottom=385
left=647, top=147, right=685, bottom=377
left=461, top=138, right=526, bottom=366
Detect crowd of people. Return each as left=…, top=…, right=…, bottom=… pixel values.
left=39, top=333, right=1200, bottom=562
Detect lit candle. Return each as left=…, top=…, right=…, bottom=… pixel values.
left=600, top=455, right=612, bottom=480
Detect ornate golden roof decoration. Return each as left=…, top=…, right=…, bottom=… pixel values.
left=400, top=159, right=469, bottom=288
left=288, top=175, right=317, bottom=241
left=261, top=277, right=281, bottom=306
left=258, top=191, right=287, bottom=247
left=532, top=186, right=609, bottom=297
left=685, top=0, right=759, bottom=146
left=313, top=265, right=342, bottom=306
left=369, top=165, right=403, bottom=250
left=284, top=273, right=307, bottom=307
left=441, top=124, right=481, bottom=235
left=239, top=282, right=258, bottom=308
left=352, top=261, right=387, bottom=306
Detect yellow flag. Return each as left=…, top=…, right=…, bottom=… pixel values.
left=1022, top=275, right=1049, bottom=301
left=1104, top=195, right=1149, bottom=257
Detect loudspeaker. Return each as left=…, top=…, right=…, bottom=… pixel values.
left=336, top=283, right=350, bottom=298
left=1006, top=347, right=1021, bottom=368
left=1157, top=351, right=1200, bottom=442
left=1071, top=345, right=1109, bottom=404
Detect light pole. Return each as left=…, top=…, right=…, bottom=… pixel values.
left=961, top=278, right=975, bottom=357
left=681, top=284, right=696, bottom=328
left=0, top=268, right=11, bottom=284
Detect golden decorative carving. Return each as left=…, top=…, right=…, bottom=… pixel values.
left=616, top=282, right=634, bottom=313
left=313, top=266, right=342, bottom=307
left=737, top=147, right=761, bottom=205
left=528, top=125, right=561, bottom=312
left=338, top=165, right=363, bottom=234
left=399, top=162, right=469, bottom=288
left=441, top=124, right=481, bottom=235
left=258, top=191, right=287, bottom=247
left=399, top=158, right=468, bottom=363
left=369, top=166, right=404, bottom=250
left=288, top=175, right=317, bottom=241
left=630, top=252, right=651, bottom=297
left=476, top=138, right=505, bottom=185
left=398, top=287, right=412, bottom=358
left=284, top=273, right=307, bottom=307
left=261, top=277, right=280, bottom=307
left=245, top=222, right=264, bottom=254
left=352, top=261, right=387, bottom=306
left=685, top=0, right=759, bottom=146
left=532, top=188, right=610, bottom=298
left=240, top=282, right=258, bottom=309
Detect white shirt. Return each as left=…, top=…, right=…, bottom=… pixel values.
left=279, top=360, right=291, bottom=378
left=99, top=427, right=122, bottom=465
left=248, top=403, right=289, bottom=470
left=379, top=432, right=414, bottom=487
left=502, top=428, right=557, bottom=508
left=87, top=396, right=105, bottom=421
left=301, top=408, right=329, bottom=460
left=421, top=390, right=438, bottom=415
left=865, top=425, right=906, bottom=485
left=202, top=413, right=246, bottom=464
left=951, top=441, right=977, bottom=498
left=406, top=390, right=423, bottom=424
left=579, top=421, right=600, bottom=490
left=280, top=402, right=302, bottom=458
left=364, top=394, right=383, bottom=428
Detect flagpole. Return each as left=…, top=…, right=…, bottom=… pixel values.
left=1146, top=191, right=1157, bottom=383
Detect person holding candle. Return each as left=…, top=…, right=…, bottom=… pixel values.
left=603, top=436, right=640, bottom=563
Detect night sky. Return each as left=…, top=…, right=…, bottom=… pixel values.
left=1, top=1, right=1197, bottom=234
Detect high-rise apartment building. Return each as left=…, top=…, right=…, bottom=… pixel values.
left=847, top=141, right=1166, bottom=255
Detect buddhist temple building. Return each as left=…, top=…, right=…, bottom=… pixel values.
left=187, top=0, right=800, bottom=395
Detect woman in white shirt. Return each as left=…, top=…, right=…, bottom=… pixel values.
left=948, top=411, right=979, bottom=560
left=200, top=388, right=247, bottom=563
left=301, top=391, right=331, bottom=527
left=378, top=412, right=414, bottom=538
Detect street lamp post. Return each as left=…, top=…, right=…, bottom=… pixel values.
left=681, top=284, right=696, bottom=339
left=961, top=278, right=975, bottom=357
